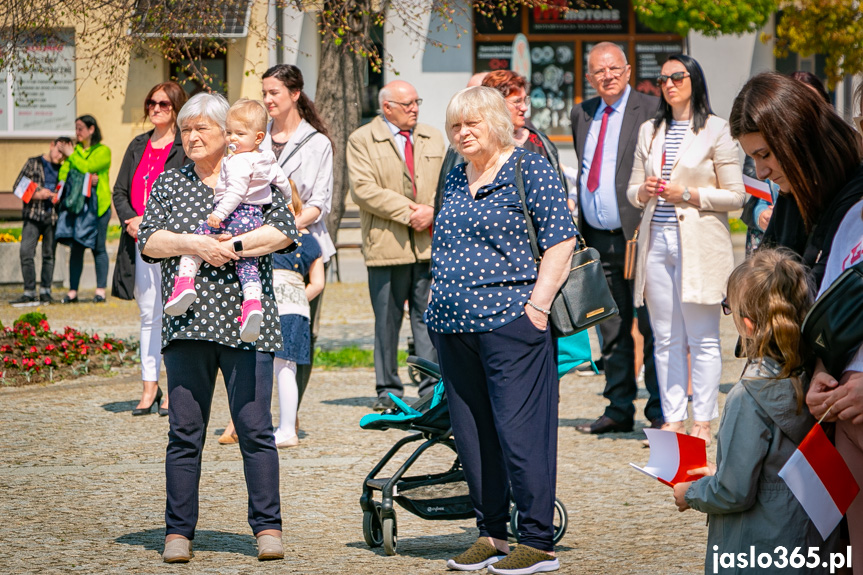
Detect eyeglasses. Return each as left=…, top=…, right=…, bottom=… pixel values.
left=589, top=66, right=626, bottom=80
left=656, top=72, right=690, bottom=86
left=146, top=99, right=173, bottom=110
left=721, top=298, right=733, bottom=316
left=386, top=99, right=423, bottom=109
left=506, top=97, right=528, bottom=108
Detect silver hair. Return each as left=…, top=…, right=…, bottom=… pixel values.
left=587, top=41, right=628, bottom=66
left=377, top=85, right=392, bottom=111
left=445, top=86, right=514, bottom=149
left=176, top=92, right=230, bottom=131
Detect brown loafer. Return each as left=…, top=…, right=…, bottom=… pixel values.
left=162, top=538, right=192, bottom=563
left=575, top=415, right=633, bottom=434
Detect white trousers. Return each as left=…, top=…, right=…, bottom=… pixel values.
left=134, top=249, right=163, bottom=382
left=643, top=225, right=721, bottom=422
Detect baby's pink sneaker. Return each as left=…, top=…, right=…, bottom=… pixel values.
left=165, top=276, right=197, bottom=316
left=239, top=299, right=263, bottom=342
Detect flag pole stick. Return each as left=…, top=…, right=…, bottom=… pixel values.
left=817, top=405, right=834, bottom=426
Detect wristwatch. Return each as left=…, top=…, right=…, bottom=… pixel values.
left=682, top=187, right=692, bottom=203
left=233, top=239, right=244, bottom=253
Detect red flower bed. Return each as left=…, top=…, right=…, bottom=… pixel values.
left=0, top=312, right=138, bottom=386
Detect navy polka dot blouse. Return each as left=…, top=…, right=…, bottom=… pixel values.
left=425, top=149, right=577, bottom=334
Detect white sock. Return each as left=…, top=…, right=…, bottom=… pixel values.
left=274, top=358, right=298, bottom=441
left=178, top=254, right=202, bottom=278
left=243, top=281, right=262, bottom=302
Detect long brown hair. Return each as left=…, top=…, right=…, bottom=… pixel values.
left=261, top=64, right=330, bottom=139
left=730, top=72, right=861, bottom=231
left=726, top=249, right=814, bottom=411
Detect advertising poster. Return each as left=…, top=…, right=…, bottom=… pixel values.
left=527, top=42, right=575, bottom=136
left=635, top=42, right=683, bottom=97
left=475, top=43, right=513, bottom=73
left=529, top=0, right=628, bottom=34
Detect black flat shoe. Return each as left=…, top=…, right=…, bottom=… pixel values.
left=132, top=387, right=163, bottom=416
left=62, top=295, right=79, bottom=304
left=92, top=295, right=106, bottom=303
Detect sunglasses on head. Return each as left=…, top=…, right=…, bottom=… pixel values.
left=146, top=99, right=173, bottom=110
left=656, top=72, right=690, bottom=86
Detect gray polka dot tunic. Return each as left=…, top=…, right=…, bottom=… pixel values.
left=425, top=149, right=577, bottom=334
left=138, top=164, right=299, bottom=352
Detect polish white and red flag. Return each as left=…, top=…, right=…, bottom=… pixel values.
left=630, top=429, right=708, bottom=487
left=779, top=423, right=859, bottom=540
left=742, top=174, right=773, bottom=203
left=82, top=173, right=93, bottom=198
left=52, top=181, right=64, bottom=205
left=13, top=176, right=38, bottom=204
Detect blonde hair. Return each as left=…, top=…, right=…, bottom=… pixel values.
left=288, top=179, right=303, bottom=216
left=445, top=86, right=514, bottom=149
left=227, top=98, right=268, bottom=133
left=726, top=248, right=814, bottom=411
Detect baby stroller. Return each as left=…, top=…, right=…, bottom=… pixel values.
left=359, top=356, right=568, bottom=556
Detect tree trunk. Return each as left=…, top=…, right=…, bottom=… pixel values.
left=314, top=0, right=371, bottom=246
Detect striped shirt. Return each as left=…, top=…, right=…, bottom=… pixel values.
left=652, top=120, right=689, bottom=225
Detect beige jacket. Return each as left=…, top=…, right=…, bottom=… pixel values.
left=626, top=115, right=745, bottom=306
left=347, top=116, right=445, bottom=266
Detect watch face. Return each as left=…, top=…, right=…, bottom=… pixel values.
left=233, top=240, right=243, bottom=252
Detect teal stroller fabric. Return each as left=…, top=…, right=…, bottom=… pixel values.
left=360, top=381, right=447, bottom=430
left=556, top=329, right=594, bottom=378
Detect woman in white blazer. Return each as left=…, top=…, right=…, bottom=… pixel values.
left=627, top=55, right=744, bottom=444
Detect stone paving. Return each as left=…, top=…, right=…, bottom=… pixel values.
left=0, top=239, right=749, bottom=574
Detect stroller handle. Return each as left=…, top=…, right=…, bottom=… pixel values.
left=406, top=355, right=441, bottom=381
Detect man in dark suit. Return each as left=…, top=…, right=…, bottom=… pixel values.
left=571, top=42, right=663, bottom=434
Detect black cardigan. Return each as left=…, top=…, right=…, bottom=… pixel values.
left=762, top=163, right=863, bottom=289
left=111, top=130, right=187, bottom=300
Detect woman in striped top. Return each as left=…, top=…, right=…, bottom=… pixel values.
left=626, top=55, right=745, bottom=445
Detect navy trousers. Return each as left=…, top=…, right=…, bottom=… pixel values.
left=431, top=314, right=559, bottom=551
left=163, top=339, right=282, bottom=539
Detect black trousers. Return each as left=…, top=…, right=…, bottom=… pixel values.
left=431, top=314, right=558, bottom=551
left=367, top=262, right=436, bottom=398
left=581, top=223, right=662, bottom=424
left=19, top=219, right=56, bottom=293
left=163, top=340, right=281, bottom=539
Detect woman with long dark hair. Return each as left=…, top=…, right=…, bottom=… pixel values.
left=261, top=64, right=334, bottom=443
left=627, top=54, right=745, bottom=444
left=112, top=81, right=188, bottom=416
left=56, top=115, right=112, bottom=303
left=730, top=72, right=863, bottom=289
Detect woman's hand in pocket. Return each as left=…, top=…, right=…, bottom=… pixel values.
left=524, top=304, right=548, bottom=331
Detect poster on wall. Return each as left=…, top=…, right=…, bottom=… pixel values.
left=1, top=29, right=76, bottom=135
left=475, top=43, right=513, bottom=73
left=582, top=41, right=627, bottom=101
left=635, top=42, right=683, bottom=97
left=527, top=42, right=575, bottom=136
left=529, top=0, right=628, bottom=34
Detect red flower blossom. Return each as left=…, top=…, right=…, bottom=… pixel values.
left=43, top=357, right=53, bottom=366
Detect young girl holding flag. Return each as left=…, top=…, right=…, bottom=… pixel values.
left=672, top=249, right=840, bottom=574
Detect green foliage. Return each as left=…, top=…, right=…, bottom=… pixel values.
left=633, top=0, right=777, bottom=37
left=773, top=1, right=863, bottom=89
left=14, top=311, right=48, bottom=329
left=728, top=218, right=747, bottom=234
left=314, top=346, right=408, bottom=370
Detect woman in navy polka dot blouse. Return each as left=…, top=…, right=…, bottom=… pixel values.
left=426, top=86, right=577, bottom=574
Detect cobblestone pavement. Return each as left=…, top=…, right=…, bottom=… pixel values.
left=0, top=239, right=748, bottom=574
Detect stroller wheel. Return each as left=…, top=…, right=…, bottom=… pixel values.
left=362, top=510, right=383, bottom=548
left=509, top=498, right=568, bottom=545
left=382, top=516, right=398, bottom=556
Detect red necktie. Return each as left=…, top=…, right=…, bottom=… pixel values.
left=398, top=130, right=416, bottom=198
left=587, top=106, right=613, bottom=193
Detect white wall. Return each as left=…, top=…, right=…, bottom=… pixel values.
left=384, top=0, right=474, bottom=138
left=271, top=4, right=320, bottom=100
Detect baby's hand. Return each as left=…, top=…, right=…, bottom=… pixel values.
left=207, top=214, right=222, bottom=228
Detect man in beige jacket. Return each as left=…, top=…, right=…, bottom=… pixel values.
left=347, top=80, right=445, bottom=410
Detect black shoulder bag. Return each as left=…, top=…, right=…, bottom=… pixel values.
left=514, top=155, right=618, bottom=337
left=802, top=260, right=863, bottom=377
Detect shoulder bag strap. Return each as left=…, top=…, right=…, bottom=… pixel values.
left=278, top=130, right=318, bottom=170
left=515, top=153, right=587, bottom=265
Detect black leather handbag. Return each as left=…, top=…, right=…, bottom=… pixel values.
left=514, top=155, right=619, bottom=337
left=802, top=260, right=863, bottom=377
